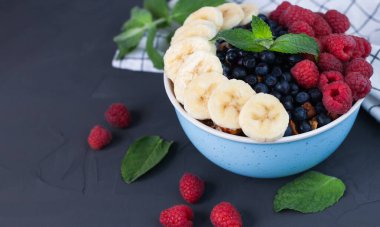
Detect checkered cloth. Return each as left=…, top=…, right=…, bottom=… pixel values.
left=112, top=0, right=380, bottom=122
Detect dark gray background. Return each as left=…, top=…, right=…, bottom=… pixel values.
left=0, top=0, right=380, bottom=226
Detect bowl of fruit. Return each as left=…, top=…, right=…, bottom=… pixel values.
left=163, top=2, right=373, bottom=178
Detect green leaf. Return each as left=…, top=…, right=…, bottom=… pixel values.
left=121, top=136, right=173, bottom=184
left=251, top=16, right=273, bottom=40
left=171, top=0, right=225, bottom=24
left=270, top=33, right=320, bottom=57
left=274, top=171, right=346, bottom=213
left=113, top=27, right=146, bottom=59
left=121, top=7, right=152, bottom=31
left=212, top=29, right=267, bottom=52
left=144, top=0, right=169, bottom=19
left=146, top=24, right=164, bottom=69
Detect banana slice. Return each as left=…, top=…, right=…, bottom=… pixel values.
left=239, top=94, right=289, bottom=142
left=171, top=20, right=218, bottom=45
left=164, top=37, right=216, bottom=81
left=218, top=3, right=245, bottom=30
left=239, top=3, right=259, bottom=25
left=184, top=6, right=224, bottom=30
left=208, top=79, right=256, bottom=129
left=174, top=51, right=223, bottom=104
left=184, top=72, right=226, bottom=120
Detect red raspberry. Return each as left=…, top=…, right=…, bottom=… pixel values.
left=318, top=53, right=343, bottom=73
left=269, top=1, right=292, bottom=22
left=87, top=125, right=112, bottom=150
left=324, top=34, right=356, bottom=61
left=179, top=173, right=205, bottom=204
left=345, top=72, right=372, bottom=101
left=288, top=21, right=315, bottom=37
left=345, top=58, right=373, bottom=78
left=312, top=13, right=332, bottom=37
left=279, top=5, right=316, bottom=27
left=322, top=81, right=353, bottom=115
left=210, top=202, right=242, bottom=227
left=324, top=10, right=350, bottom=33
left=361, top=38, right=372, bottom=58
left=319, top=71, right=344, bottom=90
left=351, top=36, right=366, bottom=58
left=105, top=103, right=131, bottom=128
left=291, top=60, right=320, bottom=89
left=160, top=205, right=194, bottom=227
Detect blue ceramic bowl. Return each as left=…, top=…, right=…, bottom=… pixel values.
left=164, top=76, right=363, bottom=178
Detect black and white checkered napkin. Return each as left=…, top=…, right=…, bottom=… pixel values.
left=112, top=0, right=380, bottom=122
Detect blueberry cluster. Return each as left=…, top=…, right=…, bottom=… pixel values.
left=216, top=14, right=332, bottom=136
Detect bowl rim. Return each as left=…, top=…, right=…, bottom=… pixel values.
left=164, top=75, right=363, bottom=144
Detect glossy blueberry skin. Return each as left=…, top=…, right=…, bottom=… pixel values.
left=290, top=83, right=300, bottom=96
left=281, top=72, right=293, bottom=82
left=315, top=102, right=326, bottom=114
left=293, top=107, right=308, bottom=122
left=225, top=49, right=239, bottom=64
left=295, top=91, right=310, bottom=104
left=260, top=51, right=276, bottom=64
left=308, top=88, right=323, bottom=103
left=271, top=91, right=282, bottom=100
left=299, top=121, right=312, bottom=133
left=275, top=80, right=290, bottom=94
left=254, top=83, right=270, bottom=94
left=265, top=75, right=278, bottom=87
left=244, top=75, right=258, bottom=86
left=271, top=67, right=283, bottom=78
left=222, top=64, right=231, bottom=76
left=317, top=113, right=332, bottom=127
left=284, top=125, right=292, bottom=137
left=255, top=63, right=269, bottom=76
left=243, top=57, right=256, bottom=69
left=232, top=67, right=247, bottom=79
left=288, top=55, right=303, bottom=65
left=283, top=100, right=294, bottom=111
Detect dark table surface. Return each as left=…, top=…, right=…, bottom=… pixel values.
left=1, top=0, right=380, bottom=226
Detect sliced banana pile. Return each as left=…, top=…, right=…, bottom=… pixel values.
left=164, top=3, right=290, bottom=142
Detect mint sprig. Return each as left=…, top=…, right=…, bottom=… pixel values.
left=213, top=16, right=320, bottom=57
left=114, top=0, right=226, bottom=69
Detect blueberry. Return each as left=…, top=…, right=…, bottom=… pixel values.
left=255, top=63, right=269, bottom=76
left=281, top=95, right=294, bottom=103
left=277, top=30, right=287, bottom=36
left=298, top=121, right=312, bottom=133
left=225, top=49, right=239, bottom=64
left=295, top=91, right=310, bottom=104
left=232, top=67, right=247, bottom=79
left=267, top=20, right=278, bottom=29
left=275, top=80, right=290, bottom=94
left=271, top=67, right=282, bottom=77
left=308, top=88, right=322, bottom=103
left=258, top=14, right=268, bottom=21
left=238, top=50, right=247, bottom=57
left=315, top=102, right=326, bottom=114
left=243, top=57, right=256, bottom=69
left=317, top=113, right=332, bottom=127
left=217, top=52, right=225, bottom=62
left=283, top=100, right=294, bottom=110
left=281, top=72, right=293, bottom=82
left=260, top=51, right=276, bottom=64
left=265, top=75, right=277, bottom=87
left=254, top=83, right=269, bottom=93
left=244, top=75, right=257, bottom=86
left=293, top=107, right=307, bottom=121
left=284, top=125, right=292, bottom=137
left=271, top=91, right=282, bottom=100
left=222, top=64, right=231, bottom=76
left=290, top=83, right=300, bottom=96
left=288, top=55, right=303, bottom=65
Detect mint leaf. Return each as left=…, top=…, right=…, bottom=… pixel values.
left=274, top=171, right=346, bottom=213
left=270, top=33, right=319, bottom=57
left=144, top=0, right=169, bottom=19
left=114, top=26, right=146, bottom=59
left=146, top=24, right=164, bottom=69
left=213, top=29, right=266, bottom=52
left=121, top=7, right=152, bottom=31
left=171, top=0, right=225, bottom=24
left=121, top=136, right=173, bottom=184
left=251, top=16, right=273, bottom=40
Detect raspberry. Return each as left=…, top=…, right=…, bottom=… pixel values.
left=288, top=21, right=315, bottom=37
left=345, top=58, right=373, bottom=78
left=160, top=205, right=194, bottom=227
left=324, top=10, right=350, bottom=33
left=324, top=34, right=356, bottom=61
left=319, top=71, right=344, bottom=90
left=351, top=36, right=366, bottom=58
left=210, top=202, right=242, bottom=227
left=291, top=60, right=320, bottom=89
left=312, top=13, right=332, bottom=37
left=105, top=103, right=131, bottom=128
left=269, top=1, right=292, bottom=22
left=279, top=5, right=316, bottom=27
left=87, top=125, right=112, bottom=150
left=322, top=81, right=353, bottom=115
left=317, top=53, right=344, bottom=73
left=361, top=38, right=372, bottom=57
left=179, top=173, right=205, bottom=204
left=345, top=72, right=372, bottom=101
